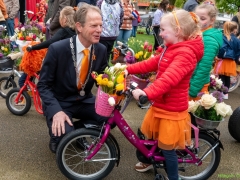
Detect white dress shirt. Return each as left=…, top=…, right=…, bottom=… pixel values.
left=76, top=35, right=92, bottom=85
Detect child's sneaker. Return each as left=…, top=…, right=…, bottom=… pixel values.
left=223, top=93, right=228, bottom=100
left=135, top=162, right=153, bottom=172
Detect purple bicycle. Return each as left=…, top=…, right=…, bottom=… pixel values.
left=56, top=83, right=223, bottom=180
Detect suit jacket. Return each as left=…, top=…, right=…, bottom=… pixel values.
left=37, top=36, right=108, bottom=120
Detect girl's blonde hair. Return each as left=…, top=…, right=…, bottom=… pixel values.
left=223, top=21, right=238, bottom=40
left=162, top=9, right=201, bottom=40
left=59, top=6, right=76, bottom=29
left=195, top=3, right=218, bottom=21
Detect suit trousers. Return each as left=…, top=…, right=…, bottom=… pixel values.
left=46, top=101, right=108, bottom=145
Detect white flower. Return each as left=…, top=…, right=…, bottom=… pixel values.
left=215, top=78, right=223, bottom=89
left=28, top=33, right=33, bottom=37
left=1, top=46, right=4, bottom=50
left=21, top=27, right=25, bottom=32
left=210, top=74, right=216, bottom=79
left=114, top=63, right=121, bottom=70
left=188, top=100, right=200, bottom=113
left=120, top=64, right=127, bottom=70
left=200, top=94, right=217, bottom=109
left=214, top=102, right=233, bottom=117
left=15, top=28, right=19, bottom=33
left=10, top=35, right=17, bottom=41
left=108, top=97, right=115, bottom=106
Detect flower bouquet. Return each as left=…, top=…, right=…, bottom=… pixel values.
left=125, top=38, right=155, bottom=89
left=10, top=11, right=44, bottom=53
left=189, top=92, right=233, bottom=129
left=92, top=63, right=126, bottom=117
left=209, top=74, right=228, bottom=93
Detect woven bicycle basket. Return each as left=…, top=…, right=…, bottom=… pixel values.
left=95, top=87, right=117, bottom=117
left=126, top=75, right=149, bottom=89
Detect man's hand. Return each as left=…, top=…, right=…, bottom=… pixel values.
left=132, top=89, right=146, bottom=100
left=52, top=111, right=73, bottom=137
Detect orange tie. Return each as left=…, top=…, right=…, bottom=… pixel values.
left=78, top=49, right=90, bottom=90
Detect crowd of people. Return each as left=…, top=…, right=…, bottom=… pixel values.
left=3, top=0, right=240, bottom=180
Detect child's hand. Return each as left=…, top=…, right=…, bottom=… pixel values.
left=132, top=89, right=146, bottom=100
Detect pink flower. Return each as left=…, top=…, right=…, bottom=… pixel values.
left=143, top=41, right=149, bottom=50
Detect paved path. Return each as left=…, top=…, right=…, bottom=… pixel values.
left=0, top=73, right=240, bottom=180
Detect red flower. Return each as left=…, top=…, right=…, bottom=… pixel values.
left=143, top=41, right=149, bottom=50
left=147, top=45, right=153, bottom=52
left=19, top=37, right=25, bottom=40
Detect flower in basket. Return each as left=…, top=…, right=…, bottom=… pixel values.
left=188, top=92, right=233, bottom=121
left=91, top=63, right=127, bottom=106
left=209, top=74, right=228, bottom=93
left=0, top=37, right=11, bottom=56
left=10, top=11, right=44, bottom=42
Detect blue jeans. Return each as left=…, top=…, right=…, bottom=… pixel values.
left=19, top=73, right=27, bottom=88
left=6, top=18, right=15, bottom=36
left=131, top=26, right=138, bottom=37
left=116, top=29, right=132, bottom=45
left=162, top=149, right=179, bottom=180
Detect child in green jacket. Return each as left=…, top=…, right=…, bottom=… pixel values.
left=189, top=2, right=223, bottom=100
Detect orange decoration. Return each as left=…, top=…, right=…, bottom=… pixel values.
left=20, top=41, right=47, bottom=76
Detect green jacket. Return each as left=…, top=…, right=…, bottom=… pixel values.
left=189, top=28, right=223, bottom=98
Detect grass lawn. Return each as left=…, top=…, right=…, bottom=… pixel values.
left=135, top=27, right=155, bottom=45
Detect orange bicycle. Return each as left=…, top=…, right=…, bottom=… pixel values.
left=6, top=72, right=43, bottom=116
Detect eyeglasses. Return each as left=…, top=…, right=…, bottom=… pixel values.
left=172, top=11, right=180, bottom=28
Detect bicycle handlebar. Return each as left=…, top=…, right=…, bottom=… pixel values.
left=139, top=95, right=148, bottom=104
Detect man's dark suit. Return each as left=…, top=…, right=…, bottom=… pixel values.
left=37, top=35, right=108, bottom=145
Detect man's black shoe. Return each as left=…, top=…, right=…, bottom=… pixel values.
left=76, top=138, right=90, bottom=150
left=49, top=142, right=58, bottom=153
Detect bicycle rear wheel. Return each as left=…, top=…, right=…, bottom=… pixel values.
left=229, top=75, right=240, bottom=92
left=0, top=77, right=17, bottom=98
left=178, top=133, right=221, bottom=180
left=56, top=128, right=117, bottom=180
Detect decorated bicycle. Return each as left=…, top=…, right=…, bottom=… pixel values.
left=55, top=61, right=228, bottom=180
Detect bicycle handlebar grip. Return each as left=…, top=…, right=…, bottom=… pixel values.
left=117, top=41, right=128, bottom=49
left=139, top=95, right=148, bottom=104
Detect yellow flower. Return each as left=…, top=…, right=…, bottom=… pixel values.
left=135, top=53, right=139, bottom=59
left=96, top=77, right=102, bottom=85
left=138, top=51, right=143, bottom=56
left=116, top=83, right=124, bottom=91
left=117, top=74, right=124, bottom=83
left=107, top=81, right=114, bottom=87
left=4, top=48, right=8, bottom=52
left=144, top=52, right=148, bottom=59
left=102, top=78, right=109, bottom=85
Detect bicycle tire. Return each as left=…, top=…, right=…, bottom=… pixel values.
left=228, top=106, right=240, bottom=142
left=56, top=128, right=117, bottom=180
left=229, top=75, right=240, bottom=92
left=178, top=132, right=221, bottom=180
left=0, top=77, right=17, bottom=98
left=6, top=88, right=31, bottom=116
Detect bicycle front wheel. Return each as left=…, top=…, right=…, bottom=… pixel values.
left=56, top=128, right=117, bottom=180
left=0, top=77, right=17, bottom=98
left=178, top=132, right=221, bottom=180
left=6, top=88, right=31, bottom=115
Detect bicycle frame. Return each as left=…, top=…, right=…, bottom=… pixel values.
left=14, top=73, right=43, bottom=114
left=85, top=98, right=204, bottom=165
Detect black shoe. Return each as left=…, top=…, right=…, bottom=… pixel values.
left=49, top=142, right=58, bottom=153
left=76, top=138, right=90, bottom=150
